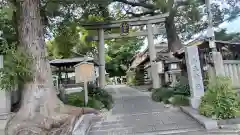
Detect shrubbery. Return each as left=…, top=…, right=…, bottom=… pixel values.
left=151, top=87, right=173, bottom=103
left=67, top=92, right=104, bottom=110
left=88, top=87, right=114, bottom=110
left=169, top=95, right=189, bottom=106
left=199, top=76, right=240, bottom=120
left=172, top=78, right=190, bottom=96
left=67, top=87, right=114, bottom=110
left=151, top=77, right=190, bottom=106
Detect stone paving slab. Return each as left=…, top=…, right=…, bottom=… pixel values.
left=89, top=85, right=205, bottom=135
left=89, top=85, right=240, bottom=134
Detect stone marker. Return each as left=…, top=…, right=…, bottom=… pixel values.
left=184, top=46, right=204, bottom=109
left=0, top=55, right=11, bottom=119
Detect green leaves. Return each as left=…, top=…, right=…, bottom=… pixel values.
left=215, top=29, right=240, bottom=41
left=49, top=22, right=82, bottom=58
left=199, top=76, right=240, bottom=120
left=0, top=42, right=33, bottom=91
left=1, top=2, right=16, bottom=21
left=105, top=37, right=143, bottom=77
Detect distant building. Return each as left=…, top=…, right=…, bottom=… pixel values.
left=49, top=56, right=104, bottom=90
left=128, top=43, right=171, bottom=86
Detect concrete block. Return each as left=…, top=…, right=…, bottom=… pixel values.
left=180, top=106, right=218, bottom=130
left=0, top=91, right=11, bottom=119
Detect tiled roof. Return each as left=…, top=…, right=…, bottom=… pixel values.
left=50, top=57, right=99, bottom=66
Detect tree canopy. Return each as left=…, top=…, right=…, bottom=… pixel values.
left=106, top=37, right=143, bottom=77
left=2, top=0, right=240, bottom=77
left=112, top=0, right=240, bottom=51
left=215, top=29, right=240, bottom=41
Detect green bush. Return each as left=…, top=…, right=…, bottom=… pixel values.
left=170, top=95, right=189, bottom=106
left=199, top=76, right=240, bottom=120
left=66, top=86, right=114, bottom=110
left=67, top=92, right=104, bottom=110
left=148, top=87, right=153, bottom=91
left=172, top=77, right=190, bottom=96
left=88, top=87, right=114, bottom=110
left=151, top=87, right=174, bottom=103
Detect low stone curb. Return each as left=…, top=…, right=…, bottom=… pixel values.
left=0, top=112, right=14, bottom=120
left=218, top=124, right=240, bottom=131
left=180, top=106, right=218, bottom=130
left=72, top=114, right=102, bottom=135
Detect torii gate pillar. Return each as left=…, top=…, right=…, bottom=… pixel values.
left=147, top=24, right=160, bottom=88
left=98, top=28, right=105, bottom=88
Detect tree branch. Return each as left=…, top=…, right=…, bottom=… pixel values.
left=113, top=0, right=157, bottom=10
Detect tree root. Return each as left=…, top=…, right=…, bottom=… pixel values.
left=5, top=105, right=101, bottom=135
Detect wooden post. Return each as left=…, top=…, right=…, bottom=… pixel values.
left=84, top=79, right=88, bottom=106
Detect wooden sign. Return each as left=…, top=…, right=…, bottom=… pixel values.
left=120, top=22, right=130, bottom=36
left=75, top=62, right=95, bottom=83
left=74, top=62, right=95, bottom=106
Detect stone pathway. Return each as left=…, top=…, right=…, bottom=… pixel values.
left=89, top=85, right=208, bottom=135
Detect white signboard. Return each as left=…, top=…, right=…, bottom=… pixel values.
left=185, top=46, right=204, bottom=109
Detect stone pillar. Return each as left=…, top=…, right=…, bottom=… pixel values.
left=98, top=29, right=105, bottom=88
left=212, top=52, right=225, bottom=76
left=185, top=46, right=205, bottom=109
left=165, top=72, right=169, bottom=83
left=147, top=24, right=160, bottom=88
left=0, top=55, right=11, bottom=119
left=171, top=74, right=177, bottom=86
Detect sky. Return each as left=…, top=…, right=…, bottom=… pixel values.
left=220, top=17, right=240, bottom=33
left=140, top=16, right=240, bottom=51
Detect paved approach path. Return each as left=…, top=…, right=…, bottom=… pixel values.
left=89, top=85, right=236, bottom=135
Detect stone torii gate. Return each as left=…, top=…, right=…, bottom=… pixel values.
left=82, top=13, right=169, bottom=89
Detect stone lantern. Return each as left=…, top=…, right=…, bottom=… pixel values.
left=164, top=57, right=182, bottom=86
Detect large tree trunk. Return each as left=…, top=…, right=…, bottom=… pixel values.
left=165, top=1, right=183, bottom=53
left=5, top=0, right=100, bottom=134
left=165, top=14, right=183, bottom=53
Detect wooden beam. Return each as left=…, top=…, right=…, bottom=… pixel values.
left=82, top=13, right=169, bottom=30
left=86, top=28, right=165, bottom=41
